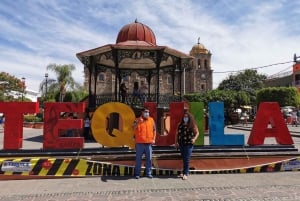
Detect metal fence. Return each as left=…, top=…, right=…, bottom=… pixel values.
left=95, top=93, right=181, bottom=108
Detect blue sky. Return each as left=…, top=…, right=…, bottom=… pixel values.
left=0, top=0, right=299, bottom=93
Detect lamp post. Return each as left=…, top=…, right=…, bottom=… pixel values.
left=21, top=77, right=25, bottom=101
left=183, top=67, right=186, bottom=95
left=45, top=73, right=48, bottom=101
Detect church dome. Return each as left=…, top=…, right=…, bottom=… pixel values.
left=116, top=19, right=156, bottom=46
left=190, top=40, right=209, bottom=55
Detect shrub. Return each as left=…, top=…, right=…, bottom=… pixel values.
left=24, top=115, right=43, bottom=122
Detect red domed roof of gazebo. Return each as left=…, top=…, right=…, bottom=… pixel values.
left=116, top=19, right=156, bottom=46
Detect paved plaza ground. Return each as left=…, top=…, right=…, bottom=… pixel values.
left=0, top=172, right=300, bottom=201
left=0, top=124, right=299, bottom=200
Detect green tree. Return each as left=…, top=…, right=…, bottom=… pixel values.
left=0, top=72, right=26, bottom=101
left=217, top=69, right=267, bottom=105
left=71, top=86, right=88, bottom=102
left=256, top=87, right=300, bottom=107
left=184, top=89, right=250, bottom=112
left=39, top=64, right=87, bottom=103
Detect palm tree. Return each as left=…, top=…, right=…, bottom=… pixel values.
left=40, top=63, right=79, bottom=102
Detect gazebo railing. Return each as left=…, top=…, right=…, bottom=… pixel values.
left=95, top=93, right=182, bottom=108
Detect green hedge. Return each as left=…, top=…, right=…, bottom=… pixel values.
left=24, top=115, right=43, bottom=122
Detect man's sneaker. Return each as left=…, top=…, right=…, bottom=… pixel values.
left=147, top=175, right=153, bottom=179
left=135, top=176, right=140, bottom=179
left=182, top=175, right=188, bottom=180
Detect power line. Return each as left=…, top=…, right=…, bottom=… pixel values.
left=213, top=60, right=294, bottom=74
left=269, top=65, right=293, bottom=77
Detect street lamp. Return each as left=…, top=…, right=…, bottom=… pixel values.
left=21, top=77, right=25, bottom=101
left=45, top=73, right=48, bottom=101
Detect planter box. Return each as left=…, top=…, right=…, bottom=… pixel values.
left=34, top=122, right=44, bottom=129
left=23, top=122, right=44, bottom=129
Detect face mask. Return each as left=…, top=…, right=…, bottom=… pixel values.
left=143, top=112, right=149, bottom=118
left=183, top=117, right=189, bottom=123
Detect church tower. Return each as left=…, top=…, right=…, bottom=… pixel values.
left=187, top=38, right=213, bottom=93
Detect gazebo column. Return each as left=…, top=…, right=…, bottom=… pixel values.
left=172, top=67, right=176, bottom=95
left=93, top=66, right=99, bottom=106
left=146, top=72, right=151, bottom=100
left=155, top=50, right=164, bottom=104
left=88, top=56, right=96, bottom=110
left=117, top=70, right=122, bottom=101
left=178, top=58, right=182, bottom=99
left=112, top=48, right=119, bottom=101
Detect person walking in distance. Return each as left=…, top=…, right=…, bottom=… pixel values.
left=139, top=81, right=148, bottom=102
left=133, top=108, right=156, bottom=179
left=83, top=113, right=91, bottom=140
left=175, top=111, right=199, bottom=180
left=120, top=83, right=128, bottom=103
left=132, top=81, right=139, bottom=104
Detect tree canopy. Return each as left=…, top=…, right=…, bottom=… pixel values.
left=256, top=87, right=300, bottom=107
left=39, top=63, right=87, bottom=103
left=0, top=72, right=26, bottom=101
left=184, top=89, right=250, bottom=112
left=217, top=69, right=267, bottom=105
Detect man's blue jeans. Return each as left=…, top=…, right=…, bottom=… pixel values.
left=179, top=144, right=193, bottom=175
left=135, top=143, right=152, bottom=176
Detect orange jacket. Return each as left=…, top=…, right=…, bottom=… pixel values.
left=134, top=117, right=156, bottom=143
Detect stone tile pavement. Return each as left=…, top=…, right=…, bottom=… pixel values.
left=0, top=172, right=300, bottom=200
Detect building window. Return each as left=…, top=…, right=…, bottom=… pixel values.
left=204, top=60, right=208, bottom=69
left=201, top=84, right=205, bottom=90
left=198, top=59, right=201, bottom=68
left=167, top=75, right=172, bottom=85
left=99, top=73, right=105, bottom=81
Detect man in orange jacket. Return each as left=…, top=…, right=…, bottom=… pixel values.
left=133, top=108, right=156, bottom=179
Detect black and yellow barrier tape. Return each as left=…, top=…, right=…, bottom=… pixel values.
left=0, top=157, right=299, bottom=177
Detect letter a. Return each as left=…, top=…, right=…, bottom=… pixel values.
left=247, top=102, right=293, bottom=145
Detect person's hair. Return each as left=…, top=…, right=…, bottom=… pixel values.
left=181, top=111, right=197, bottom=131
left=142, top=107, right=149, bottom=112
